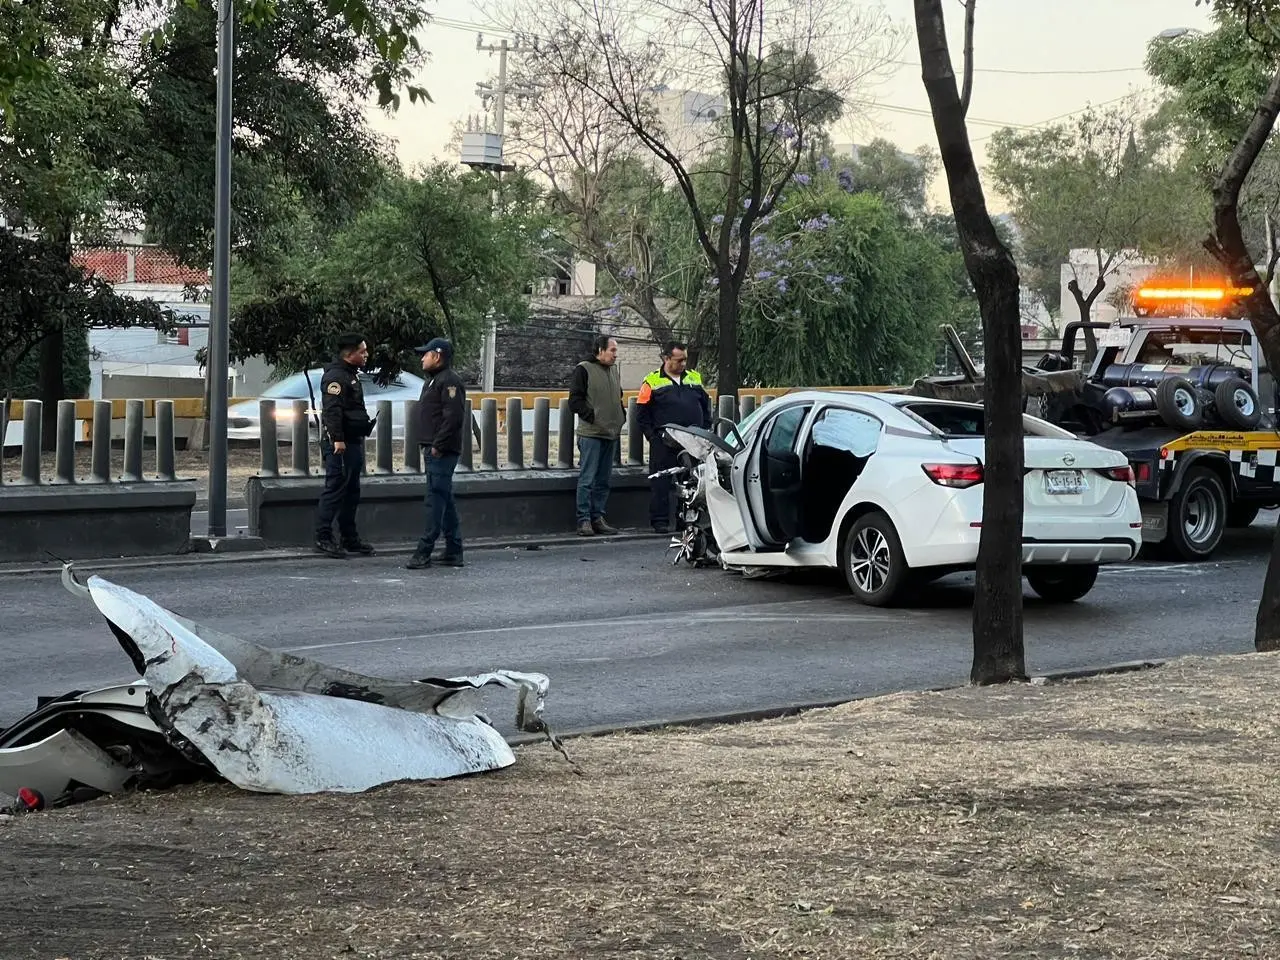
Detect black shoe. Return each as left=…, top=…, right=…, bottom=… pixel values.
left=405, top=550, right=431, bottom=570
left=592, top=517, right=619, bottom=535
left=439, top=553, right=465, bottom=568
left=315, top=538, right=346, bottom=559
left=342, top=538, right=375, bottom=556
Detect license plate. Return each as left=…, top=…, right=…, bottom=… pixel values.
left=1045, top=469, right=1086, bottom=495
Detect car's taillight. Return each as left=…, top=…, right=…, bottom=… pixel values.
left=1134, top=462, right=1151, bottom=483
left=1098, top=465, right=1135, bottom=485
left=922, top=462, right=984, bottom=488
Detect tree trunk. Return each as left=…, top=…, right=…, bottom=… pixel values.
left=915, top=0, right=1026, bottom=684
left=1202, top=63, right=1280, bottom=652
left=1066, top=276, right=1103, bottom=360
left=716, top=268, right=740, bottom=397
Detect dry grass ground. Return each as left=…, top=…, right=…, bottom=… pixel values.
left=3, top=653, right=1278, bottom=959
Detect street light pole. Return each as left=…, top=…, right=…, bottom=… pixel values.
left=207, top=0, right=234, bottom=539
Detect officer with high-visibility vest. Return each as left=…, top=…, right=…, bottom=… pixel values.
left=636, top=341, right=712, bottom=532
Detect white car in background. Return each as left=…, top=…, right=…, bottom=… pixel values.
left=663, top=390, right=1143, bottom=605
left=227, top=369, right=427, bottom=440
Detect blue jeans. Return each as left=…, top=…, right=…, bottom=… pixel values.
left=417, top=449, right=462, bottom=556
left=576, top=436, right=616, bottom=524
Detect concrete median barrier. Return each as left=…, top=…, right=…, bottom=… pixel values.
left=246, top=468, right=654, bottom=546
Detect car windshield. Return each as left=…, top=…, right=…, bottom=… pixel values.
left=261, top=371, right=322, bottom=398
left=1134, top=328, right=1252, bottom=369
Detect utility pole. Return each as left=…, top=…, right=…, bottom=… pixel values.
left=207, top=0, right=234, bottom=539
left=462, top=34, right=535, bottom=392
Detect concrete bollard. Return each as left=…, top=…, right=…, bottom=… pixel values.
left=90, top=400, right=111, bottom=483
left=460, top=400, right=474, bottom=472
left=290, top=399, right=310, bottom=475
left=375, top=400, right=393, bottom=475
left=627, top=397, right=645, bottom=465
left=156, top=400, right=177, bottom=481
left=54, top=400, right=76, bottom=484
left=531, top=397, right=550, bottom=469
left=259, top=400, right=279, bottom=478
left=716, top=395, right=737, bottom=439
left=740, top=395, right=757, bottom=420
left=19, top=400, right=42, bottom=485
left=505, top=397, right=524, bottom=469
left=557, top=399, right=574, bottom=468
left=122, top=399, right=145, bottom=482
left=480, top=398, right=498, bottom=471
left=404, top=399, right=422, bottom=472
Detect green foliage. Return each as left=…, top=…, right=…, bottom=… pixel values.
left=228, top=166, right=551, bottom=381
left=728, top=180, right=957, bottom=387
left=0, top=228, right=175, bottom=396
left=987, top=104, right=1208, bottom=312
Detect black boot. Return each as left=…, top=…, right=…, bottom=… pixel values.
left=315, top=538, right=346, bottom=559
left=439, top=551, right=465, bottom=568
left=342, top=538, right=375, bottom=556
left=405, top=550, right=431, bottom=570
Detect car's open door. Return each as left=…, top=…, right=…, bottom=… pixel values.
left=732, top=402, right=810, bottom=548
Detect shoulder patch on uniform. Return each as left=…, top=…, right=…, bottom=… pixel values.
left=326, top=381, right=342, bottom=395
left=446, top=385, right=457, bottom=398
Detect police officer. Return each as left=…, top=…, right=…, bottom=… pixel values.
left=636, top=341, right=712, bottom=532
left=314, top=332, right=376, bottom=558
left=406, top=337, right=467, bottom=570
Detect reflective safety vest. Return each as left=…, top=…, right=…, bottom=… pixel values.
left=636, top=368, right=711, bottom=436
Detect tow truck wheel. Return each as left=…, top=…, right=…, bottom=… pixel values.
left=1155, top=377, right=1203, bottom=432
left=1163, top=467, right=1227, bottom=561
left=1214, top=378, right=1262, bottom=430
left=1025, top=564, right=1099, bottom=603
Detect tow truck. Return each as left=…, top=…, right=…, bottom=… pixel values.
left=1029, top=285, right=1279, bottom=560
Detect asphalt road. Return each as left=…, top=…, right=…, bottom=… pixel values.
left=2, top=522, right=1274, bottom=734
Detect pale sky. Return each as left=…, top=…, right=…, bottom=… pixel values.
left=362, top=0, right=1216, bottom=211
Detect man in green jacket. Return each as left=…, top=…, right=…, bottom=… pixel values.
left=568, top=335, right=626, bottom=536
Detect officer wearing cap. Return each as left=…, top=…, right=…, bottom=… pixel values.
left=314, top=332, right=376, bottom=558
left=407, top=337, right=467, bottom=570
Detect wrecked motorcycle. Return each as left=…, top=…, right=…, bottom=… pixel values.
left=649, top=424, right=733, bottom=569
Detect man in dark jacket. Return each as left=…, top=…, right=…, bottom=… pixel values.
left=314, top=332, right=376, bottom=558
left=407, top=337, right=467, bottom=570
left=568, top=335, right=626, bottom=536
left=637, top=341, right=712, bottom=532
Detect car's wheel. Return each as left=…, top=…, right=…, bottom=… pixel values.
left=1155, top=377, right=1203, bottom=432
left=841, top=512, right=908, bottom=607
left=1025, top=564, right=1099, bottom=602
left=1163, top=466, right=1227, bottom=560
left=1214, top=377, right=1262, bottom=430
left=1227, top=503, right=1261, bottom=528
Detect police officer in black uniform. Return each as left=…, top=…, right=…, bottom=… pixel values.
left=314, top=332, right=376, bottom=558
left=406, top=337, right=467, bottom=570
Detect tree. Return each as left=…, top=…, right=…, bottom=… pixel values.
left=231, top=166, right=550, bottom=380
left=0, top=228, right=175, bottom=403
left=915, top=0, right=1027, bottom=685
left=1175, top=0, right=1280, bottom=651
left=987, top=102, right=1208, bottom=350
left=731, top=176, right=955, bottom=386
left=519, top=0, right=898, bottom=393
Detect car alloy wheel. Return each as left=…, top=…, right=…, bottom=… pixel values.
left=841, top=512, right=908, bottom=607
left=850, top=527, right=892, bottom=595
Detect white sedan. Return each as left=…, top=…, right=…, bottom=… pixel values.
left=227, top=368, right=427, bottom=440
left=667, top=390, right=1142, bottom=606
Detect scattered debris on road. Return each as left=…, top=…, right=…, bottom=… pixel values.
left=0, top=564, right=553, bottom=810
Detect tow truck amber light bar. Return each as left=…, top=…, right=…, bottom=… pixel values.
left=1136, top=286, right=1254, bottom=300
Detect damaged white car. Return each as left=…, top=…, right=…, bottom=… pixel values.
left=0, top=566, right=555, bottom=809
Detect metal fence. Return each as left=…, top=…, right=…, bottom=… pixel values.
left=0, top=399, right=178, bottom=486
left=253, top=394, right=776, bottom=477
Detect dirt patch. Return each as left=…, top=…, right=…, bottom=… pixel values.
left=3, top=653, right=1278, bottom=959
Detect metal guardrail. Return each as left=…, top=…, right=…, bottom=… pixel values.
left=0, top=399, right=178, bottom=486
left=250, top=393, right=782, bottom=475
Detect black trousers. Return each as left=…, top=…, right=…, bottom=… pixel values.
left=648, top=438, right=680, bottom=526
left=315, top=440, right=363, bottom=542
